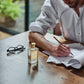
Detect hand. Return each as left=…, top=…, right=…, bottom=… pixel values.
left=51, top=44, right=71, bottom=57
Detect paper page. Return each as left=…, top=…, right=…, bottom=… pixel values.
left=47, top=55, right=73, bottom=67
left=68, top=49, right=84, bottom=69
left=44, top=33, right=62, bottom=44
left=68, top=59, right=81, bottom=69
left=68, top=43, right=84, bottom=69
left=47, top=43, right=84, bottom=69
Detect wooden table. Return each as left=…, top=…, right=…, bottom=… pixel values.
left=0, top=32, right=84, bottom=84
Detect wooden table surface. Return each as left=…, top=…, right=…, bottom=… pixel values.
left=0, top=32, right=84, bottom=84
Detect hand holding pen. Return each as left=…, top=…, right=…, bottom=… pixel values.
left=52, top=36, right=73, bottom=57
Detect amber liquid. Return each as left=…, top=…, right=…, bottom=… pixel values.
left=28, top=47, right=38, bottom=64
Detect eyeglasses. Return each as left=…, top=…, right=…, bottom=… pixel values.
left=7, top=45, right=25, bottom=56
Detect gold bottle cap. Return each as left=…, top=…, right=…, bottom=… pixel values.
left=31, top=43, right=36, bottom=48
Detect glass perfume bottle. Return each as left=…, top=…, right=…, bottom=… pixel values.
left=28, top=42, right=38, bottom=64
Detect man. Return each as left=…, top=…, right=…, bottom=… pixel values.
left=29, top=0, right=84, bottom=57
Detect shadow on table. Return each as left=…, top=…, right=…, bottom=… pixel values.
left=28, top=63, right=38, bottom=80
left=71, top=66, right=84, bottom=77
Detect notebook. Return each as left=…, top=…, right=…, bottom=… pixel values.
left=44, top=33, right=84, bottom=69
left=46, top=43, right=84, bottom=69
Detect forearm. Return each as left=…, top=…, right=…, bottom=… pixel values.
left=29, top=32, right=71, bottom=57
left=29, top=32, right=57, bottom=52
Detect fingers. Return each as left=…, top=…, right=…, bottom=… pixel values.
left=57, top=51, right=70, bottom=57
left=57, top=44, right=71, bottom=57
left=56, top=49, right=70, bottom=57
left=51, top=44, right=71, bottom=57
left=58, top=45, right=68, bottom=53
left=62, top=44, right=70, bottom=49
left=58, top=44, right=70, bottom=52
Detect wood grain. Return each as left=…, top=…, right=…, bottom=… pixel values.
left=0, top=31, right=12, bottom=40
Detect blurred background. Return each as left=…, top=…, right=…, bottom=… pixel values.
left=0, top=0, right=53, bottom=40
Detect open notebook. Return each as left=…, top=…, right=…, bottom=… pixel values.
left=44, top=33, right=84, bottom=69
left=46, top=43, right=84, bottom=69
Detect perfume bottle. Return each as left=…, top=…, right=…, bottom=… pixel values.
left=28, top=42, right=38, bottom=64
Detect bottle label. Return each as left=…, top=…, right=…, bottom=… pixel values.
left=31, top=51, right=37, bottom=61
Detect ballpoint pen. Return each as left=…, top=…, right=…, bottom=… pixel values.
left=53, top=36, right=73, bottom=55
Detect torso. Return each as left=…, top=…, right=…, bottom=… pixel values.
left=52, top=0, right=84, bottom=43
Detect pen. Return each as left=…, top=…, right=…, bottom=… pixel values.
left=53, top=36, right=73, bottom=55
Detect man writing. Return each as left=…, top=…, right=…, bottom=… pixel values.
left=29, top=0, right=84, bottom=57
